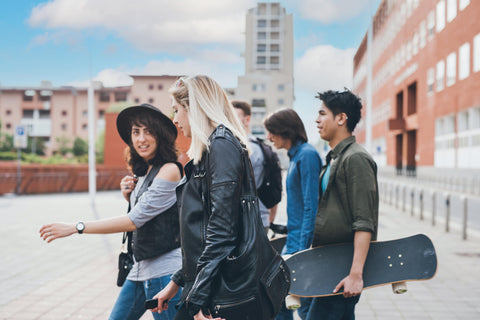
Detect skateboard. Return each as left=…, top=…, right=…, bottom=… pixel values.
left=286, top=234, right=437, bottom=298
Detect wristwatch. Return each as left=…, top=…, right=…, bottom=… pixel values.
left=76, top=222, right=85, bottom=234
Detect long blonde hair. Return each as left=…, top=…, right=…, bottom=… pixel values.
left=170, top=75, right=249, bottom=164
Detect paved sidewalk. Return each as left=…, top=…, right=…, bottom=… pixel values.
left=0, top=191, right=479, bottom=319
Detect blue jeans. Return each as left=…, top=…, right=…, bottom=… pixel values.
left=303, top=295, right=360, bottom=320
left=109, top=275, right=181, bottom=320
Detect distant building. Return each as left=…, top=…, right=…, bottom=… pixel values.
left=233, top=2, right=294, bottom=139
left=0, top=76, right=179, bottom=156
left=353, top=0, right=480, bottom=172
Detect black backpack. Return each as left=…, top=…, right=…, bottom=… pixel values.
left=252, top=138, right=282, bottom=209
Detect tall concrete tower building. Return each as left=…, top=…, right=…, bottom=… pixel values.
left=235, top=2, right=294, bottom=138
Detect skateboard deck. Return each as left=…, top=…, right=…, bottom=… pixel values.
left=270, top=235, right=287, bottom=254
left=286, top=234, right=437, bottom=297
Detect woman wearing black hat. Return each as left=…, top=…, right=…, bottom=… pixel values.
left=39, top=104, right=183, bottom=320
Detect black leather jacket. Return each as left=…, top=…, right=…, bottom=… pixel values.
left=172, top=125, right=245, bottom=312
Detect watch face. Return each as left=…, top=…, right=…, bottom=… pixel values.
left=77, top=222, right=85, bottom=231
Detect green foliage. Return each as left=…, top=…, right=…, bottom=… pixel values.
left=26, top=137, right=46, bottom=155
left=96, top=129, right=105, bottom=163
left=72, top=137, right=88, bottom=156
left=0, top=151, right=17, bottom=160
left=56, top=136, right=71, bottom=155
left=0, top=132, right=13, bottom=152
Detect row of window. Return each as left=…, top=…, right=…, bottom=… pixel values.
left=257, top=31, right=280, bottom=40
left=435, top=106, right=480, bottom=137
left=257, top=44, right=280, bottom=53
left=22, top=90, right=128, bottom=103
left=257, top=19, right=280, bottom=29
left=251, top=83, right=285, bottom=92
left=359, top=0, right=471, bottom=91
left=427, top=32, right=480, bottom=93
left=134, top=97, right=155, bottom=104
left=257, top=56, right=280, bottom=65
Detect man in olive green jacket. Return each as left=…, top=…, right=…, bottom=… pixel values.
left=302, top=90, right=378, bottom=320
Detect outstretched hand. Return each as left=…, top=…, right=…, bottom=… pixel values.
left=333, top=272, right=363, bottom=298
left=39, top=223, right=75, bottom=243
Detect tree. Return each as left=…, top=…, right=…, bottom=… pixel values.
left=72, top=137, right=88, bottom=156
left=56, top=136, right=71, bottom=155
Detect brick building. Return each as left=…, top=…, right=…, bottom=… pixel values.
left=353, top=0, right=480, bottom=172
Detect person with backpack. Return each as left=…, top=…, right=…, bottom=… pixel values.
left=264, top=108, right=322, bottom=320
left=232, top=100, right=282, bottom=232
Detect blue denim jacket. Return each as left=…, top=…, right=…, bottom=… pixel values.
left=284, top=141, right=322, bottom=254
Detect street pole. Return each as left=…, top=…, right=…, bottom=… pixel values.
left=88, top=81, right=96, bottom=208
left=366, top=0, right=373, bottom=154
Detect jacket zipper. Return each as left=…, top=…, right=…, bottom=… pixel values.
left=214, top=296, right=256, bottom=315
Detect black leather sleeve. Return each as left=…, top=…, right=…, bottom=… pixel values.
left=186, top=135, right=243, bottom=307
left=171, top=268, right=185, bottom=287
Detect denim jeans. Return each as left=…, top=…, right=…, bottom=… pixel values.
left=303, top=295, right=360, bottom=320
left=109, top=275, right=181, bottom=320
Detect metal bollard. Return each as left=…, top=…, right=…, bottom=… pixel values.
left=410, top=190, right=415, bottom=217
left=445, top=194, right=450, bottom=233
left=419, top=190, right=424, bottom=220
left=402, top=186, right=406, bottom=212
left=462, top=196, right=468, bottom=240
left=431, top=192, right=436, bottom=226
left=395, top=185, right=399, bottom=209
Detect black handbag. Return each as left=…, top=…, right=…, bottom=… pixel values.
left=117, top=232, right=134, bottom=287
left=202, top=146, right=291, bottom=319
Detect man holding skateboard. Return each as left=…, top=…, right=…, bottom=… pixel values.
left=305, top=90, right=379, bottom=319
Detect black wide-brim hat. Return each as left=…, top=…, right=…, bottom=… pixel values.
left=116, top=104, right=177, bottom=144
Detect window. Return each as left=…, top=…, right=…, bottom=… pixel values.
left=446, top=52, right=456, bottom=86
left=419, top=20, right=427, bottom=48
left=61, top=123, right=67, bottom=131
left=252, top=84, right=265, bottom=92
left=271, top=32, right=280, bottom=40
left=459, top=42, right=470, bottom=80
left=257, top=19, right=267, bottom=28
left=278, top=99, right=284, bottom=105
left=134, top=98, right=140, bottom=103
left=412, top=32, right=419, bottom=56
left=23, top=110, right=34, bottom=118
left=115, top=92, right=127, bottom=102
left=257, top=56, right=266, bottom=64
left=148, top=98, right=154, bottom=104
left=474, top=32, right=480, bottom=73
left=270, top=56, right=279, bottom=64
left=83, top=110, right=87, bottom=117
left=271, top=19, right=279, bottom=28
left=277, top=84, right=285, bottom=91
left=427, top=10, right=435, bottom=40
left=447, top=0, right=457, bottom=22
left=257, top=32, right=266, bottom=40
left=99, top=110, right=105, bottom=118
left=436, top=1, right=445, bottom=32
left=251, top=99, right=265, bottom=107
left=82, top=124, right=88, bottom=130
left=99, top=91, right=110, bottom=102
left=459, top=0, right=470, bottom=11
left=149, top=84, right=154, bottom=90
left=436, top=60, right=445, bottom=91
left=270, top=44, right=280, bottom=52
left=6, top=110, right=11, bottom=116
left=39, top=90, right=52, bottom=102
left=158, top=84, right=163, bottom=90
left=6, top=123, right=11, bottom=129
left=257, top=44, right=266, bottom=52
left=62, top=110, right=67, bottom=116
left=23, top=90, right=35, bottom=102
left=427, top=68, right=435, bottom=94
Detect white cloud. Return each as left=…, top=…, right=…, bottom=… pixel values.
left=288, top=0, right=371, bottom=23
left=28, top=0, right=256, bottom=52
left=295, top=45, right=355, bottom=93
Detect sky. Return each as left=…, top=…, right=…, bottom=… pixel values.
left=0, top=0, right=381, bottom=144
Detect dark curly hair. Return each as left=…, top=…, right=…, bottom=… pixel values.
left=125, top=109, right=177, bottom=177
left=315, top=89, right=362, bottom=133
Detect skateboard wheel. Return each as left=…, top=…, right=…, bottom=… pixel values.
left=285, top=295, right=301, bottom=310
left=392, top=282, right=408, bottom=294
